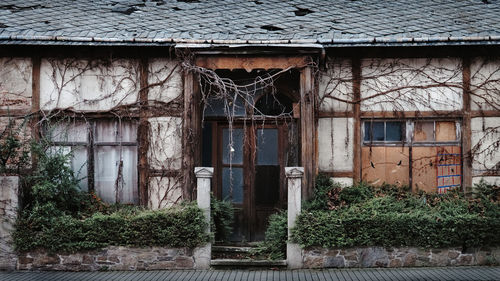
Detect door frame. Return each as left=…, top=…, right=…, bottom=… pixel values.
left=183, top=56, right=315, bottom=207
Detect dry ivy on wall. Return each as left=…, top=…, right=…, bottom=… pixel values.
left=1, top=54, right=500, bottom=208
left=318, top=57, right=500, bottom=182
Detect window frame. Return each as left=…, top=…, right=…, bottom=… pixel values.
left=411, top=119, right=461, bottom=146
left=362, top=119, right=408, bottom=146
left=362, top=119, right=461, bottom=147
left=46, top=118, right=139, bottom=203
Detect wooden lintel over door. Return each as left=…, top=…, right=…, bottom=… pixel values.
left=195, top=56, right=310, bottom=72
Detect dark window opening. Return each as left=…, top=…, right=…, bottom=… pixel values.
left=364, top=121, right=405, bottom=143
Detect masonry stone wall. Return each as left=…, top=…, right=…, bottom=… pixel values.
left=17, top=246, right=197, bottom=271
left=303, top=247, right=500, bottom=268
left=0, top=176, right=19, bottom=271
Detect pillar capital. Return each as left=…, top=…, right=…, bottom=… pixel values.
left=194, top=167, right=214, bottom=178
left=285, top=167, right=304, bottom=178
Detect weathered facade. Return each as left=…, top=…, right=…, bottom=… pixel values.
left=1, top=0, right=500, bottom=267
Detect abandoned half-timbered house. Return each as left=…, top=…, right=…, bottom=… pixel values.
left=1, top=0, right=500, bottom=242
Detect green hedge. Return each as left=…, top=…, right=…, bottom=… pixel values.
left=292, top=177, right=500, bottom=249
left=14, top=204, right=209, bottom=253
left=292, top=211, right=500, bottom=249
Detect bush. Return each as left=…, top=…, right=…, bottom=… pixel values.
left=14, top=203, right=209, bottom=253
left=14, top=140, right=209, bottom=253
left=252, top=211, right=287, bottom=260
left=292, top=179, right=500, bottom=250
left=211, top=195, right=234, bottom=242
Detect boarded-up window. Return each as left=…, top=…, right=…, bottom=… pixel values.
left=48, top=119, right=138, bottom=204
left=412, top=121, right=460, bottom=193
left=362, top=120, right=408, bottom=186
left=362, top=119, right=461, bottom=192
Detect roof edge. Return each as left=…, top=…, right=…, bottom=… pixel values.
left=1, top=35, right=500, bottom=47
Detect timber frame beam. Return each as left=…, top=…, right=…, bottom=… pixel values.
left=195, top=56, right=310, bottom=71
left=300, top=66, right=316, bottom=199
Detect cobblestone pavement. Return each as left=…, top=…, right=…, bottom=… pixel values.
left=1, top=267, right=500, bottom=281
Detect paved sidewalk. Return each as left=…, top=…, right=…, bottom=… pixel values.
left=1, top=267, right=499, bottom=281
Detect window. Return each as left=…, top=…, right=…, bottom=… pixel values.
left=363, top=120, right=405, bottom=143
left=361, top=119, right=462, bottom=193
left=48, top=119, right=138, bottom=204
left=413, top=120, right=459, bottom=143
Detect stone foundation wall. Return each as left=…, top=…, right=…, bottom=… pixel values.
left=303, top=247, right=500, bottom=268
left=0, top=176, right=19, bottom=271
left=17, top=246, right=197, bottom=271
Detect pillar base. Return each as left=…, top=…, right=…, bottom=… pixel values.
left=287, top=243, right=303, bottom=269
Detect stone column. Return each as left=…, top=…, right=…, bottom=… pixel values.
left=193, top=167, right=213, bottom=269
left=285, top=167, right=304, bottom=269
left=0, top=176, right=19, bottom=271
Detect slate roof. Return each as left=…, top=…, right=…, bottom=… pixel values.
left=1, top=0, right=500, bottom=47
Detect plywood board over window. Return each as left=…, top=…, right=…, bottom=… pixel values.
left=361, top=146, right=410, bottom=186
left=361, top=119, right=461, bottom=192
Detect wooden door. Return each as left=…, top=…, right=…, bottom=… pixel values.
left=213, top=122, right=286, bottom=242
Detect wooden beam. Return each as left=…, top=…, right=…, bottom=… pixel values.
left=360, top=111, right=463, bottom=118
left=462, top=58, right=472, bottom=191
left=317, top=111, right=355, bottom=118
left=31, top=57, right=40, bottom=114
left=0, top=109, right=31, bottom=117
left=352, top=58, right=362, bottom=183
left=470, top=110, right=500, bottom=118
left=149, top=169, right=181, bottom=177
left=138, top=58, right=150, bottom=206
left=195, top=56, right=309, bottom=71
left=300, top=66, right=315, bottom=199
left=30, top=56, right=41, bottom=170
left=321, top=171, right=354, bottom=178
left=182, top=71, right=201, bottom=201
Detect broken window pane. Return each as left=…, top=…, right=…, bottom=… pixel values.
left=204, top=94, right=246, bottom=117
left=202, top=123, right=212, bottom=167
left=254, top=92, right=293, bottom=116
left=222, top=167, right=244, bottom=203
left=255, top=165, right=279, bottom=206
left=223, top=128, right=243, bottom=164
left=256, top=128, right=278, bottom=165
left=386, top=122, right=403, bottom=141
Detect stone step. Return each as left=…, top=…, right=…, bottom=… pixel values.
left=211, top=246, right=256, bottom=259
left=210, top=259, right=287, bottom=269
left=212, top=246, right=254, bottom=253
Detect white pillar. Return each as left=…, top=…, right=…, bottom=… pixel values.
left=193, top=167, right=213, bottom=269
left=285, top=167, right=304, bottom=269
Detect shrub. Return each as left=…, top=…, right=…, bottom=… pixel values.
left=14, top=141, right=209, bottom=253
left=14, top=203, right=209, bottom=253
left=292, top=180, right=500, bottom=250
left=252, top=211, right=287, bottom=260
left=211, top=195, right=234, bottom=242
